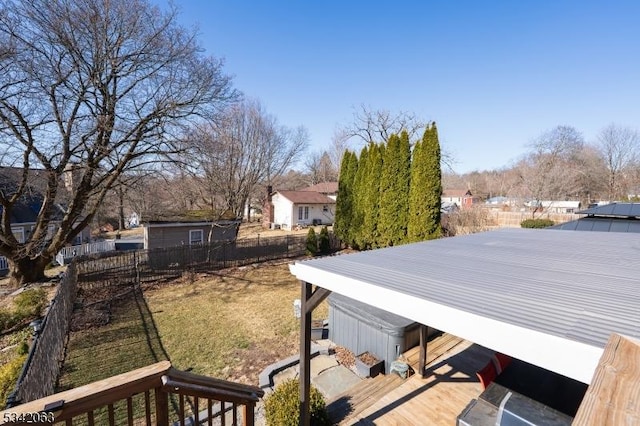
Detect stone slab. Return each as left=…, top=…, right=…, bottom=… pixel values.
left=310, top=354, right=339, bottom=377
left=312, top=365, right=362, bottom=400
left=272, top=366, right=299, bottom=387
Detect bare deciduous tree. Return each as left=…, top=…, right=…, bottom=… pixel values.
left=337, top=105, right=456, bottom=172
left=340, top=104, right=426, bottom=145
left=187, top=99, right=308, bottom=219
left=516, top=126, right=586, bottom=214
left=0, top=0, right=236, bottom=286
left=304, top=151, right=339, bottom=185
left=596, top=123, right=639, bottom=201
left=443, top=206, right=495, bottom=236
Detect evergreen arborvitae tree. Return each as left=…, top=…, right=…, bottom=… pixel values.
left=378, top=132, right=411, bottom=246
left=351, top=146, right=369, bottom=249
left=334, top=150, right=358, bottom=245
left=408, top=123, right=442, bottom=241
left=305, top=227, right=318, bottom=256
left=362, top=143, right=383, bottom=249
left=318, top=225, right=331, bottom=254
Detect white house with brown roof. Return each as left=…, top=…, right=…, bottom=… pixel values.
left=271, top=190, right=336, bottom=230
left=442, top=189, right=476, bottom=208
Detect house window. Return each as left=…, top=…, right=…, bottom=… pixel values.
left=11, top=227, right=24, bottom=243
left=47, top=224, right=56, bottom=239
left=298, top=206, right=309, bottom=221
left=322, top=205, right=328, bottom=212
left=189, top=229, right=204, bottom=245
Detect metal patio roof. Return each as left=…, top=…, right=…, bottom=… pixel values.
left=550, top=216, right=640, bottom=232
left=289, top=228, right=640, bottom=384
left=577, top=202, right=640, bottom=217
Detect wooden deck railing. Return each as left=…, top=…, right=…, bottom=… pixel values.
left=0, top=361, right=264, bottom=426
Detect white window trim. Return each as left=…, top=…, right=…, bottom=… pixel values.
left=298, top=206, right=310, bottom=221
left=12, top=227, right=25, bottom=243
left=189, top=229, right=204, bottom=245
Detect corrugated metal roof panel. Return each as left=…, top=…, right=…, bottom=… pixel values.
left=290, top=228, right=640, bottom=383
left=578, top=202, right=640, bottom=217
left=550, top=217, right=640, bottom=233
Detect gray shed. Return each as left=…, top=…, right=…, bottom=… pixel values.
left=328, top=293, right=438, bottom=374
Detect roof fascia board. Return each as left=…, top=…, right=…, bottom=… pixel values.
left=289, top=262, right=601, bottom=384
left=144, top=221, right=237, bottom=229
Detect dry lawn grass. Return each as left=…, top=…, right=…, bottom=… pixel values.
left=144, top=261, right=327, bottom=385
left=58, top=260, right=328, bottom=392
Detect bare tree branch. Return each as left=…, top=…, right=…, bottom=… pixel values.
left=0, top=0, right=237, bottom=286
left=184, top=99, right=308, bottom=218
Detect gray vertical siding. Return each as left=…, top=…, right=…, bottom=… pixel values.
left=328, top=295, right=428, bottom=374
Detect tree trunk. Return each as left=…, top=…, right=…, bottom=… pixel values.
left=118, top=188, right=126, bottom=231
left=7, top=256, right=51, bottom=288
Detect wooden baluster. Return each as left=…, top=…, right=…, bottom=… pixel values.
left=220, top=401, right=225, bottom=425
left=145, top=391, right=152, bottom=425
left=66, top=419, right=73, bottom=426
left=207, top=398, right=213, bottom=426
left=179, top=394, right=185, bottom=426
left=127, top=397, right=134, bottom=425
left=87, top=410, right=95, bottom=426
left=154, top=388, right=169, bottom=426
left=108, top=403, right=115, bottom=425
left=232, top=403, right=238, bottom=426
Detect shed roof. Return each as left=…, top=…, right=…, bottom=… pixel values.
left=276, top=190, right=335, bottom=204
left=289, top=228, right=640, bottom=384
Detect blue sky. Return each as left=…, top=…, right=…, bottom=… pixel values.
left=158, top=1, right=640, bottom=173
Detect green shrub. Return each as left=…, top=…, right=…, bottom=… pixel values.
left=264, top=379, right=330, bottom=426
left=0, top=352, right=27, bottom=409
left=17, top=341, right=29, bottom=356
left=13, top=288, right=47, bottom=319
left=318, top=226, right=330, bottom=254
left=305, top=228, right=318, bottom=256
left=520, top=218, right=555, bottom=229
left=0, top=309, right=17, bottom=332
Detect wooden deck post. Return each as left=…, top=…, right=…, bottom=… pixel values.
left=154, top=387, right=169, bottom=426
left=419, top=325, right=428, bottom=378
left=299, top=281, right=312, bottom=426
left=299, top=281, right=332, bottom=426
left=244, top=403, right=255, bottom=426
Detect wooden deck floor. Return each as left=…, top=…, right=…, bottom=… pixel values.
left=327, top=333, right=495, bottom=425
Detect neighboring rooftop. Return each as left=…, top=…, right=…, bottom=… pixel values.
left=301, top=181, right=338, bottom=194
left=276, top=190, right=336, bottom=204
left=0, top=167, right=66, bottom=224
left=442, top=189, right=472, bottom=197
left=141, top=209, right=239, bottom=224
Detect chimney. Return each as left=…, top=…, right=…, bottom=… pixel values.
left=263, top=185, right=274, bottom=229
